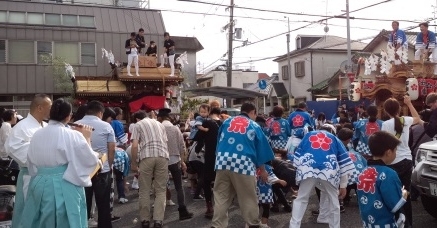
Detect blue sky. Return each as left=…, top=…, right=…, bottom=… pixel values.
left=150, top=0, right=437, bottom=75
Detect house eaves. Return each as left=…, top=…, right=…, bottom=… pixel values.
left=362, top=29, right=416, bottom=52
left=307, top=70, right=343, bottom=92
left=273, top=35, right=367, bottom=62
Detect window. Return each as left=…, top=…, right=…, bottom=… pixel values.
left=243, top=83, right=252, bottom=88
left=54, top=42, right=79, bottom=64
left=79, top=16, right=95, bottom=27
left=9, top=12, right=25, bottom=24
left=0, top=11, right=6, bottom=23
left=27, top=13, right=44, bottom=25
left=206, top=81, right=211, bottom=87
left=37, top=42, right=52, bottom=64
left=63, top=15, right=78, bottom=26
left=45, top=14, right=61, bottom=26
left=80, top=43, right=96, bottom=65
left=294, top=61, right=305, bottom=77
left=9, top=40, right=35, bottom=63
left=281, top=65, right=289, bottom=80
left=0, top=40, right=5, bottom=63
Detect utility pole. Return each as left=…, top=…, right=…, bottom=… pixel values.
left=346, top=0, right=352, bottom=100
left=285, top=16, right=292, bottom=108
left=226, top=0, right=234, bottom=108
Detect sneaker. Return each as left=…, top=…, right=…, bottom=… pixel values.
left=153, top=221, right=163, bottom=228
left=270, top=205, right=279, bottom=212
left=166, top=200, right=176, bottom=206
left=158, top=65, right=164, bottom=68
left=88, top=218, right=98, bottom=227
left=193, top=195, right=204, bottom=201
left=136, top=74, right=140, bottom=76
left=311, top=210, right=320, bottom=216
left=127, top=73, right=133, bottom=76
left=169, top=74, right=174, bottom=77
left=340, top=205, right=345, bottom=213
left=119, top=198, right=128, bottom=204
left=283, top=204, right=292, bottom=212
left=111, top=216, right=121, bottom=222
left=141, top=220, right=150, bottom=228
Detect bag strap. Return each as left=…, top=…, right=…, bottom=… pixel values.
left=395, top=117, right=405, bottom=139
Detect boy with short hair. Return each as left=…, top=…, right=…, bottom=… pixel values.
left=357, top=131, right=408, bottom=228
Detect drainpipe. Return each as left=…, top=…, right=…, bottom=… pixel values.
left=310, top=51, right=314, bottom=101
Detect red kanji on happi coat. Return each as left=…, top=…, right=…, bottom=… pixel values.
left=271, top=121, right=281, bottom=135
left=357, top=167, right=378, bottom=194
left=292, top=115, right=304, bottom=127
left=227, top=116, right=250, bottom=134
left=309, top=132, right=332, bottom=151
left=349, top=153, right=357, bottom=162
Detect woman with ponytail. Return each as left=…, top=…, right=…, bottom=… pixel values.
left=354, top=105, right=383, bottom=158
left=381, top=96, right=423, bottom=228
left=20, top=98, right=99, bottom=228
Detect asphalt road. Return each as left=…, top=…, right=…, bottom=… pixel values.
left=111, top=176, right=437, bottom=228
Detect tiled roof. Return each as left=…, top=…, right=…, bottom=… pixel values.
left=258, top=73, right=269, bottom=80
left=362, top=30, right=416, bottom=52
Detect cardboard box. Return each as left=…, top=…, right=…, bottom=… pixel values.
left=138, top=56, right=157, bottom=68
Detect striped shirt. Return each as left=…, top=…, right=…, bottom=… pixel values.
left=161, top=120, right=185, bottom=165
left=131, top=118, right=169, bottom=160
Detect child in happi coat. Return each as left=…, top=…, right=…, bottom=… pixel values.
left=290, top=126, right=357, bottom=228
left=337, top=128, right=367, bottom=205
left=256, top=164, right=287, bottom=228
left=113, top=147, right=131, bottom=203
left=357, top=131, right=408, bottom=228
left=189, top=104, right=210, bottom=157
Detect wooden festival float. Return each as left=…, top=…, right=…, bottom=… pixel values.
left=73, top=50, right=186, bottom=124
left=350, top=45, right=436, bottom=119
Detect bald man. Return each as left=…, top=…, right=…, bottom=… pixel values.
left=5, top=94, right=52, bottom=227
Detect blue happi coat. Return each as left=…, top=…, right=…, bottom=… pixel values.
left=416, top=30, right=437, bottom=49
left=265, top=117, right=291, bottom=149
left=345, top=146, right=367, bottom=186
left=354, top=119, right=383, bottom=156
left=111, top=120, right=128, bottom=146
left=293, top=130, right=357, bottom=187
left=357, top=160, right=406, bottom=228
left=388, top=29, right=408, bottom=47
left=287, top=109, right=314, bottom=139
left=215, top=114, right=274, bottom=176
left=113, top=147, right=130, bottom=176
left=256, top=165, right=279, bottom=204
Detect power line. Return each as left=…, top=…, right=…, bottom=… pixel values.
left=200, top=0, right=405, bottom=68
left=177, top=0, right=422, bottom=23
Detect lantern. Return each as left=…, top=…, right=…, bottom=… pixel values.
left=405, top=78, right=419, bottom=100
left=349, top=81, right=361, bottom=102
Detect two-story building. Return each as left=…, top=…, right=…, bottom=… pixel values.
left=0, top=0, right=202, bottom=114
left=273, top=35, right=367, bottom=102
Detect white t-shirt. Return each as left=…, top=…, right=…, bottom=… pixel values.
left=381, top=116, right=414, bottom=164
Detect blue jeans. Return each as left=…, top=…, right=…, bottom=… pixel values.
left=114, top=169, right=125, bottom=199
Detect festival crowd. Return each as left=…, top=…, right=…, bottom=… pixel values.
left=2, top=91, right=437, bottom=228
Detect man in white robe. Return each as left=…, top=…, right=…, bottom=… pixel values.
left=5, top=94, right=52, bottom=227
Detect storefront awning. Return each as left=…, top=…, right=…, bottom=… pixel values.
left=185, top=86, right=268, bottom=99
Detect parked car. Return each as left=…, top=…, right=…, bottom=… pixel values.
left=411, top=140, right=437, bottom=219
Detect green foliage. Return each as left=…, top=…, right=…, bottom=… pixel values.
left=40, top=54, right=75, bottom=96
left=180, top=97, right=209, bottom=119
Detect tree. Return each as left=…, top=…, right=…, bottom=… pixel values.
left=40, top=54, right=76, bottom=98
left=180, top=97, right=209, bottom=119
